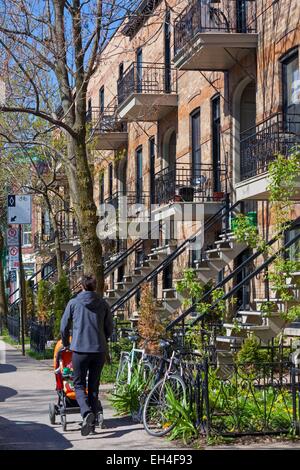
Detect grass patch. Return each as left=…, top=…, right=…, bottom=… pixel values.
left=1, top=329, right=30, bottom=346
left=27, top=349, right=54, bottom=360
left=101, top=359, right=119, bottom=384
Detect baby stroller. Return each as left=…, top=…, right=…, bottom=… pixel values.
left=48, top=340, right=104, bottom=431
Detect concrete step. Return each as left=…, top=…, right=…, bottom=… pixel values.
left=216, top=335, right=244, bottom=344
left=105, top=296, right=118, bottom=306
left=195, top=267, right=216, bottom=284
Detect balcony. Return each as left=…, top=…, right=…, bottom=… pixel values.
left=117, top=62, right=178, bottom=121
left=87, top=105, right=128, bottom=150
left=173, top=0, right=257, bottom=71
left=104, top=191, right=149, bottom=210
left=34, top=223, right=80, bottom=254
left=153, top=162, right=228, bottom=216
left=100, top=191, right=150, bottom=238
left=236, top=113, right=300, bottom=200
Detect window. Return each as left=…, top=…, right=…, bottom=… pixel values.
left=282, top=50, right=300, bottom=131
left=191, top=108, right=201, bottom=184
left=136, top=146, right=143, bottom=203
left=87, top=98, right=92, bottom=121
left=99, top=173, right=104, bottom=204
left=149, top=137, right=156, bottom=204
left=119, top=62, right=124, bottom=79
left=42, top=210, right=51, bottom=236
left=286, top=224, right=300, bottom=262
left=164, top=8, right=171, bottom=93
left=136, top=48, right=143, bottom=93
left=99, top=86, right=105, bottom=113
left=236, top=0, right=247, bottom=33
left=22, top=224, right=32, bottom=246
left=212, top=95, right=221, bottom=192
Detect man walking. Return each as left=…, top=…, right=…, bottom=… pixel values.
left=60, top=274, right=113, bottom=436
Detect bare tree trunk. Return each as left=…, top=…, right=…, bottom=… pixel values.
left=0, top=230, right=8, bottom=323
left=66, top=136, right=103, bottom=294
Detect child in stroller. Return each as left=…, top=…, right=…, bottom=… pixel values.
left=49, top=340, right=104, bottom=432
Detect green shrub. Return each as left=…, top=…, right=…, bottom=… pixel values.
left=37, top=280, right=52, bottom=323
left=236, top=336, right=269, bottom=366
left=164, top=385, right=198, bottom=444
left=110, top=368, right=146, bottom=416
left=52, top=274, right=71, bottom=338
left=25, top=280, right=35, bottom=320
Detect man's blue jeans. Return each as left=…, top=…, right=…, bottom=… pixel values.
left=72, top=351, right=106, bottom=418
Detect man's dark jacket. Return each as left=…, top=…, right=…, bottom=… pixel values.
left=60, top=291, right=113, bottom=353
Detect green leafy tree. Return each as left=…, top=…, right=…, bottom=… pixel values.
left=52, top=274, right=72, bottom=338
left=37, top=280, right=52, bottom=324
left=138, top=284, right=164, bottom=354
left=25, top=280, right=35, bottom=320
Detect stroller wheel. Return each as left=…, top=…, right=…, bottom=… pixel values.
left=97, top=412, right=104, bottom=429
left=49, top=403, right=56, bottom=425
left=61, top=414, right=67, bottom=431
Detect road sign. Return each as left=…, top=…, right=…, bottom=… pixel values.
left=7, top=227, right=19, bottom=246
left=7, top=194, right=32, bottom=224
left=9, top=246, right=19, bottom=269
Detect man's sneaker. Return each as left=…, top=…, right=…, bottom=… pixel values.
left=96, top=412, right=104, bottom=429
left=81, top=412, right=95, bottom=436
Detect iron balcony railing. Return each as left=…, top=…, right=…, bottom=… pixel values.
left=104, top=191, right=150, bottom=210
left=174, top=0, right=257, bottom=57
left=87, top=105, right=127, bottom=133
left=154, top=162, right=228, bottom=205
left=240, top=112, right=300, bottom=181
left=117, top=62, right=178, bottom=107
left=34, top=222, right=79, bottom=250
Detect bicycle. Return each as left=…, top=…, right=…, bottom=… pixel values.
left=142, top=345, right=205, bottom=437
left=114, top=331, right=154, bottom=392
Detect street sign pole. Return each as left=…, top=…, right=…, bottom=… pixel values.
left=18, top=226, right=26, bottom=356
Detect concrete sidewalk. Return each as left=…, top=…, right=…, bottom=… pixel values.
left=0, top=343, right=182, bottom=450
left=2, top=342, right=300, bottom=451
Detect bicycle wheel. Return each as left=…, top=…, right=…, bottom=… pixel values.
left=142, top=374, right=186, bottom=437
left=114, top=353, right=130, bottom=391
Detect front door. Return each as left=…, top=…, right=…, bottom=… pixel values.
left=163, top=263, right=173, bottom=290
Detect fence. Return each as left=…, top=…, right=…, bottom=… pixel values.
left=30, top=321, right=53, bottom=354
left=6, top=315, right=20, bottom=343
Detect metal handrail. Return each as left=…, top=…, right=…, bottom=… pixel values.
left=189, top=228, right=300, bottom=327
left=110, top=197, right=242, bottom=314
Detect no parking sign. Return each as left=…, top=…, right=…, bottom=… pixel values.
left=9, top=246, right=19, bottom=268
left=7, top=227, right=19, bottom=246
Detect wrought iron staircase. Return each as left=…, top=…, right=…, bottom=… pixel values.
left=105, top=200, right=250, bottom=321
left=166, top=217, right=300, bottom=365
